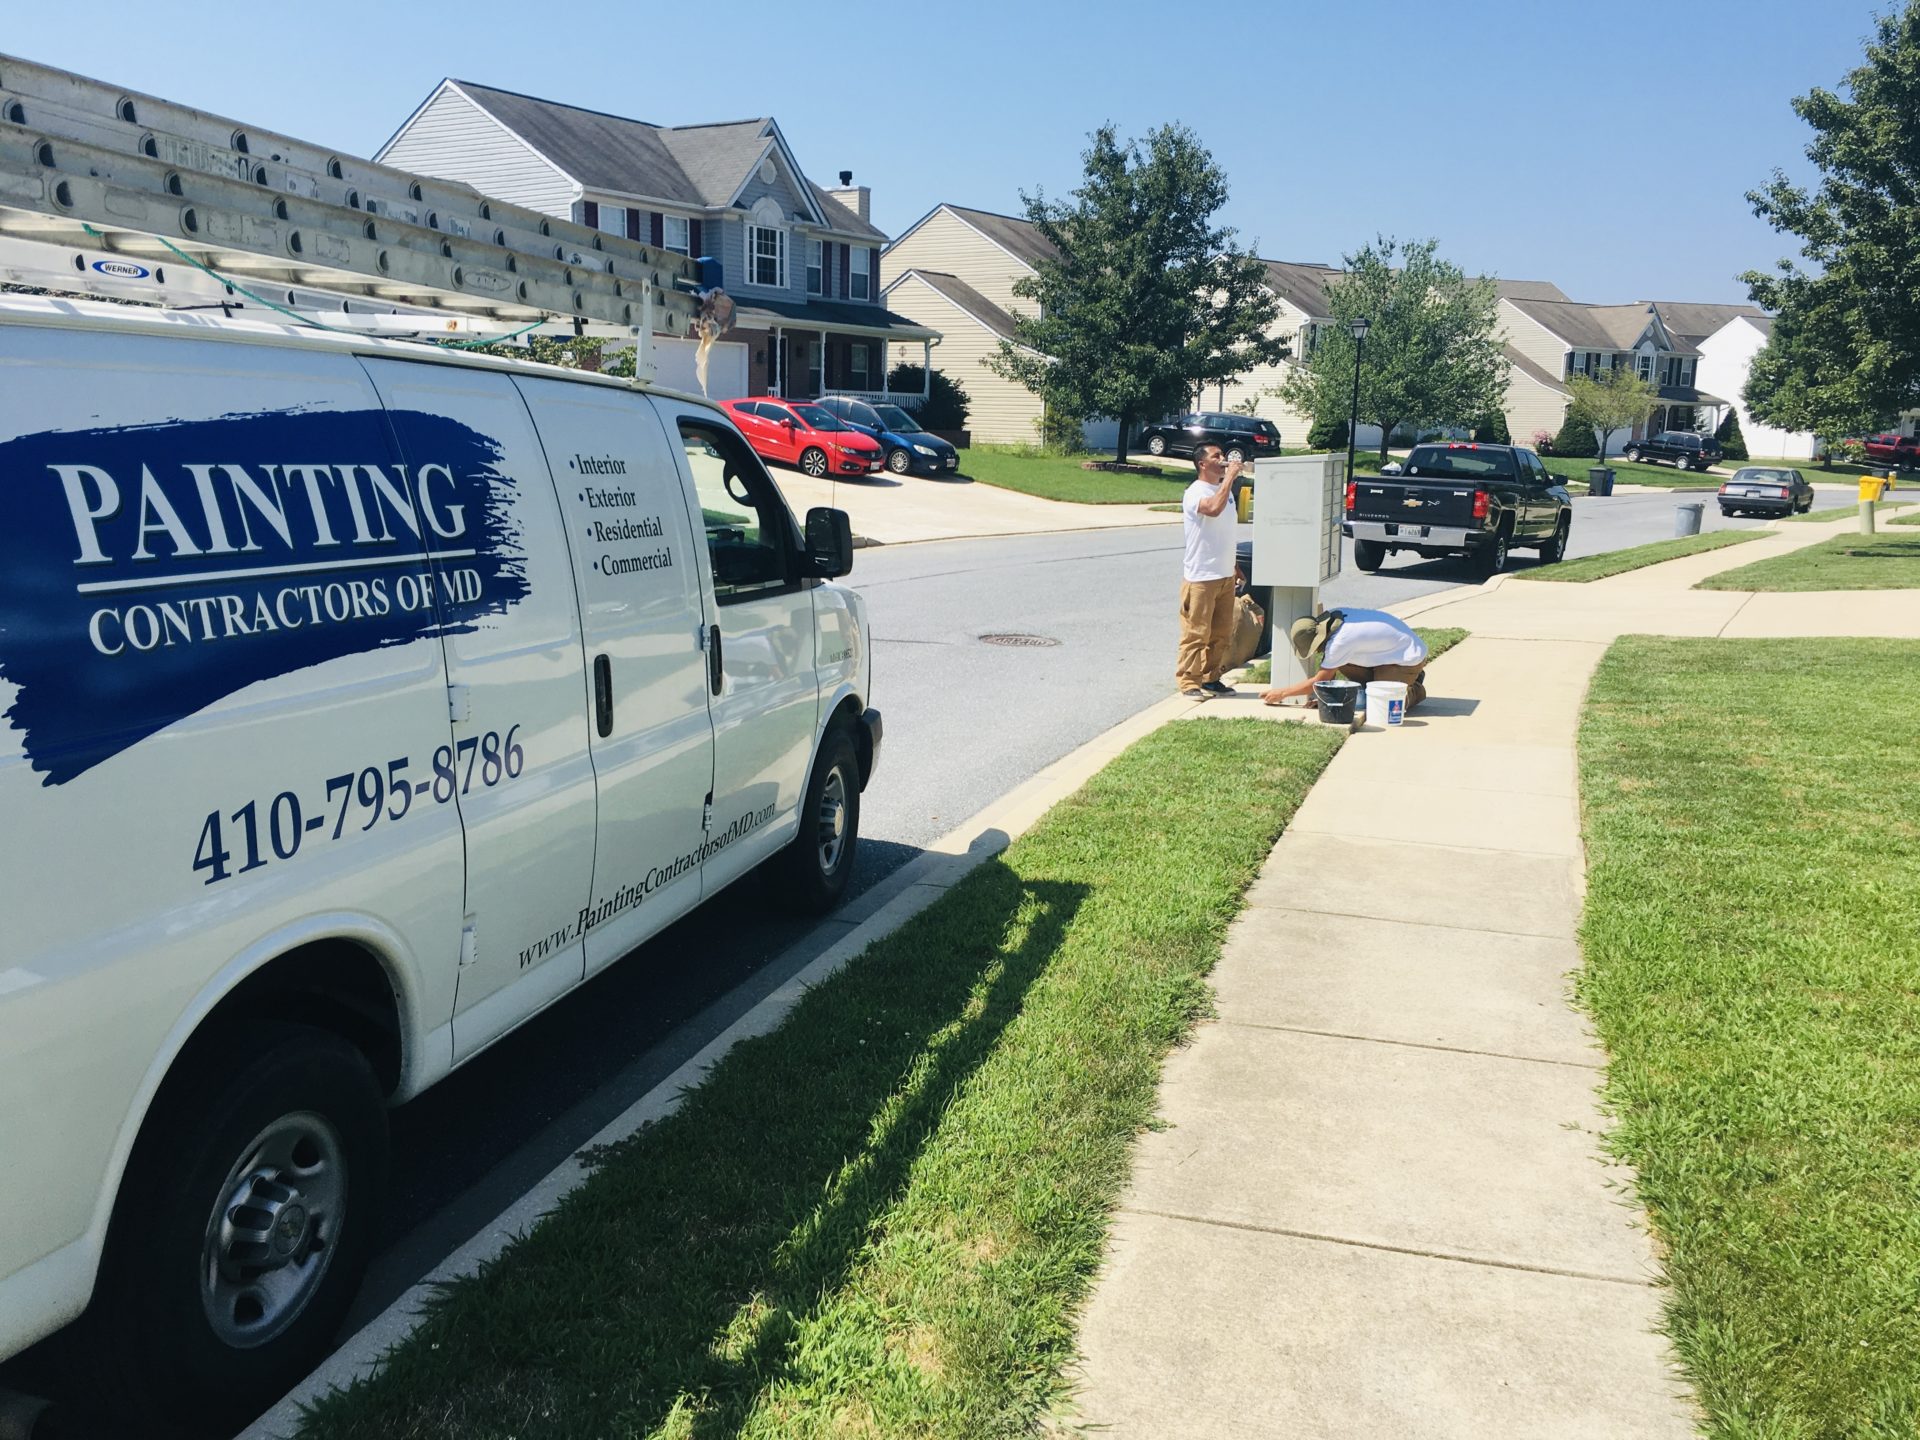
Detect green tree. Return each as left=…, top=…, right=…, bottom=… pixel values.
left=1742, top=4, right=1920, bottom=442
left=1565, top=369, right=1659, bottom=464
left=1279, top=237, right=1509, bottom=464
left=1472, top=411, right=1512, bottom=444
left=1715, top=409, right=1749, bottom=461
left=987, top=124, right=1285, bottom=463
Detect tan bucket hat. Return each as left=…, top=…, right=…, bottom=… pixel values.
left=1289, top=611, right=1342, bottom=660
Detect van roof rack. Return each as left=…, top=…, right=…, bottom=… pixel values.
left=0, top=53, right=710, bottom=372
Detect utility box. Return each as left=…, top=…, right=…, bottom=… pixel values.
left=1250, top=452, right=1344, bottom=587
left=1246, top=452, right=1344, bottom=691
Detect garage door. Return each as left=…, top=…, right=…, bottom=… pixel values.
left=648, top=335, right=748, bottom=400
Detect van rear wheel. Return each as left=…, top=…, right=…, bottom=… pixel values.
left=70, top=1022, right=387, bottom=1428
left=780, top=728, right=860, bottom=913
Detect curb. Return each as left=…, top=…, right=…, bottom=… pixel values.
left=238, top=689, right=1197, bottom=1439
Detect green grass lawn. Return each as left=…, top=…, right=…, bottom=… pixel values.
left=1512, top=530, right=1761, bottom=583
left=1239, top=626, right=1467, bottom=685
left=293, top=719, right=1343, bottom=1440
left=961, top=446, right=1187, bottom=504
left=1577, top=636, right=1920, bottom=1437
left=1697, top=529, right=1920, bottom=591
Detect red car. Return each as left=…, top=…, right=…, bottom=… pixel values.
left=720, top=398, right=885, bottom=478
left=1862, top=433, right=1918, bottom=470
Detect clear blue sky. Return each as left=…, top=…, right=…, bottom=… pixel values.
left=12, top=0, right=1878, bottom=303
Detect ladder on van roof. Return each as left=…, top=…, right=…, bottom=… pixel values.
left=0, top=53, right=710, bottom=373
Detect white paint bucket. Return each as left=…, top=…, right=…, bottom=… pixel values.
left=1369, top=680, right=1408, bottom=727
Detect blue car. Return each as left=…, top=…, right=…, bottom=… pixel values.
left=816, top=395, right=962, bottom=477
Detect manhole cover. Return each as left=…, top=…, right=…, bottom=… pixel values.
left=979, top=632, right=1061, bottom=648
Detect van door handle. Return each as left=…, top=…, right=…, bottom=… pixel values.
left=593, top=653, right=613, bottom=737
left=707, top=624, right=723, bottom=695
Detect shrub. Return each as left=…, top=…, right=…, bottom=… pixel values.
left=1307, top=414, right=1349, bottom=448
left=1532, top=427, right=1556, bottom=454
left=1472, top=412, right=1512, bottom=444
left=1035, top=408, right=1086, bottom=454
left=1715, top=410, right=1749, bottom=461
left=1552, top=410, right=1599, bottom=458
left=887, top=364, right=971, bottom=431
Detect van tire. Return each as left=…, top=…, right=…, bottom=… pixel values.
left=779, top=727, right=861, bottom=914
left=73, top=1022, right=388, bottom=1428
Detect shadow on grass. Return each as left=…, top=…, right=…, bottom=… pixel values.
left=307, top=861, right=1088, bottom=1438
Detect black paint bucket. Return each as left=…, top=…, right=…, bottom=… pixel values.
left=1313, top=678, right=1359, bottom=725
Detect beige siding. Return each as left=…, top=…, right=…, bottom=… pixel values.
left=379, top=84, right=578, bottom=219
left=1217, top=298, right=1315, bottom=443
left=1497, top=299, right=1570, bottom=378
left=883, top=274, right=1041, bottom=445
left=1504, top=370, right=1569, bottom=449
left=881, top=209, right=1035, bottom=317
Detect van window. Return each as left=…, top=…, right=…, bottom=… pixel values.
left=677, top=418, right=796, bottom=603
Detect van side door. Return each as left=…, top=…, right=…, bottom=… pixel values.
left=657, top=403, right=820, bottom=889
left=511, top=376, right=717, bottom=973
left=358, top=358, right=599, bottom=1060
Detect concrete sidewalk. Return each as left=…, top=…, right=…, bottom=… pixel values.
left=765, top=466, right=1178, bottom=545
left=1070, top=507, right=1920, bottom=1438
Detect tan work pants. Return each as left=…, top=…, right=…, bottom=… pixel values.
left=1176, top=576, right=1238, bottom=689
left=1338, top=661, right=1427, bottom=710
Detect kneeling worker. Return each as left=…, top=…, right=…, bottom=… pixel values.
left=1260, top=608, right=1428, bottom=710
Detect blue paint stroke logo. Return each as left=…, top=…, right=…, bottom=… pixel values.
left=0, top=407, right=531, bottom=786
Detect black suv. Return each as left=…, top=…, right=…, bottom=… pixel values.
left=1139, top=412, right=1281, bottom=463
left=1624, top=430, right=1722, bottom=472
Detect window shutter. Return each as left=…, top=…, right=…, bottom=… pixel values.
left=626, top=209, right=642, bottom=242
left=689, top=218, right=703, bottom=259
left=870, top=248, right=880, bottom=301
left=650, top=212, right=663, bottom=247
left=582, top=200, right=599, bottom=229
left=839, top=244, right=850, bottom=298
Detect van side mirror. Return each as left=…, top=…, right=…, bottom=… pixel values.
left=804, top=506, right=854, bottom=578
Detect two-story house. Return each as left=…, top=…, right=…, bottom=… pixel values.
left=378, top=80, right=938, bottom=402
left=1498, top=299, right=1739, bottom=446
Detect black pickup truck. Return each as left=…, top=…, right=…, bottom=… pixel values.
left=1344, top=443, right=1573, bottom=575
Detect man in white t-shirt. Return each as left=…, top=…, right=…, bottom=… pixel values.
left=1260, top=607, right=1429, bottom=710
left=1176, top=442, right=1244, bottom=699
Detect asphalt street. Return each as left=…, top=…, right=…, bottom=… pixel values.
left=6, top=478, right=1863, bottom=1436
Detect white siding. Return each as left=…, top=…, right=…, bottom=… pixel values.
left=1696, top=318, right=1817, bottom=459
left=379, top=84, right=578, bottom=219
left=883, top=274, right=1041, bottom=445
left=882, top=209, right=1036, bottom=318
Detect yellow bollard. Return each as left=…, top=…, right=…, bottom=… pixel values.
left=1236, top=479, right=1255, bottom=523
left=1858, top=476, right=1887, bottom=503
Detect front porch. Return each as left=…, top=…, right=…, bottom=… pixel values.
left=729, top=297, right=939, bottom=405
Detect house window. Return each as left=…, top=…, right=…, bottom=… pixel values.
left=807, top=340, right=823, bottom=396
left=851, top=260, right=869, bottom=301
left=1637, top=354, right=1653, bottom=381
left=807, top=239, right=823, bottom=295
left=596, top=205, right=628, bottom=240
left=1564, top=351, right=1575, bottom=378
left=850, top=343, right=869, bottom=388
left=662, top=215, right=690, bottom=255
left=1300, top=324, right=1320, bottom=360
left=748, top=224, right=787, bottom=288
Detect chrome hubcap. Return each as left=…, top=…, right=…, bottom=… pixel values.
left=201, top=1112, right=346, bottom=1349
left=817, top=767, right=849, bottom=874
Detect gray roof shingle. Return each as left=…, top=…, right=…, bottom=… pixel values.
left=1644, top=300, right=1768, bottom=347
left=892, top=269, right=1021, bottom=341
left=941, top=205, right=1058, bottom=270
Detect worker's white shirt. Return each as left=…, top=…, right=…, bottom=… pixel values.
left=1323, top=609, right=1427, bottom=669
left=1182, top=480, right=1236, bottom=582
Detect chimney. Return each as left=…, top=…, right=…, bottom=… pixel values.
left=828, top=169, right=871, bottom=223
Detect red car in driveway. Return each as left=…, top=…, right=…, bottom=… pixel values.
left=721, top=398, right=885, bottom=478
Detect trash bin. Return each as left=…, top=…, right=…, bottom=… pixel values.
left=1675, top=502, right=1704, bottom=537
left=1587, top=466, right=1615, bottom=497
left=1859, top=477, right=1888, bottom=503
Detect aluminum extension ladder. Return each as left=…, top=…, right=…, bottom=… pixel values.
left=0, top=53, right=704, bottom=366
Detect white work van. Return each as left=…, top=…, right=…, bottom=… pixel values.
left=0, top=297, right=880, bottom=1424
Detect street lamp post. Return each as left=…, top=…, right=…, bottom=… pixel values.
left=1346, top=315, right=1371, bottom=483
